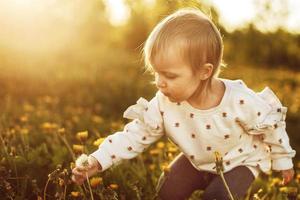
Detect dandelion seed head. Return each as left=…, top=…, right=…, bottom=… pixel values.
left=75, top=154, right=89, bottom=168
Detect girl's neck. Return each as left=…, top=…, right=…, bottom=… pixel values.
left=187, top=78, right=225, bottom=110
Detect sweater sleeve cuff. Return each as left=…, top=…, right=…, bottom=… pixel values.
left=272, top=157, right=294, bottom=171
left=90, top=148, right=113, bottom=171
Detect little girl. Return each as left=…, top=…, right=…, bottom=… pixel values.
left=72, top=8, right=295, bottom=199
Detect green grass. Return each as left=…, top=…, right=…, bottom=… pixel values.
left=0, top=63, right=299, bottom=199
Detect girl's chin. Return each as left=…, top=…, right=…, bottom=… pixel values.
left=167, top=96, right=179, bottom=102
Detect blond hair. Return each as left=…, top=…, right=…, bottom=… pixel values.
left=143, top=8, right=224, bottom=77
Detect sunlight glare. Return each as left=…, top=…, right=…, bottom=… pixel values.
left=0, top=0, right=79, bottom=54
left=106, top=0, right=130, bottom=26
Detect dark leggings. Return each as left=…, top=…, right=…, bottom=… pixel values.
left=156, top=153, right=255, bottom=200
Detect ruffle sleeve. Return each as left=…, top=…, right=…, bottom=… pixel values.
left=236, top=87, right=296, bottom=170
left=91, top=94, right=164, bottom=171
left=236, top=87, right=286, bottom=134
left=123, top=97, right=163, bottom=134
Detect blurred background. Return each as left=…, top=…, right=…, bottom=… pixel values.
left=0, top=0, right=300, bottom=199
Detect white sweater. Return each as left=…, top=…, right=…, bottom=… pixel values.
left=91, top=79, right=296, bottom=177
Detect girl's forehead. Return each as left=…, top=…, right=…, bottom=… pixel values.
left=151, top=45, right=189, bottom=72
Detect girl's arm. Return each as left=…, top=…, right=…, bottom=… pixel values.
left=236, top=87, right=296, bottom=171
left=90, top=96, right=164, bottom=171
left=72, top=94, right=164, bottom=184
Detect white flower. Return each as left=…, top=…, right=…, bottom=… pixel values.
left=75, top=154, right=89, bottom=169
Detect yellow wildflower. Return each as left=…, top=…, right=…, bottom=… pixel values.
left=76, top=131, right=88, bottom=142
left=58, top=128, right=65, bottom=136
left=167, top=153, right=173, bottom=159
left=161, top=163, right=171, bottom=174
left=93, top=138, right=106, bottom=146
left=92, top=115, right=104, bottom=124
left=20, top=128, right=29, bottom=135
left=149, top=164, right=156, bottom=171
left=296, top=161, right=300, bottom=169
left=43, top=95, right=52, bottom=103
left=73, top=145, right=84, bottom=154
left=168, top=146, right=178, bottom=153
left=70, top=162, right=75, bottom=170
left=149, top=149, right=160, bottom=156
left=10, top=128, right=16, bottom=134
left=214, top=151, right=224, bottom=174
left=111, top=121, right=124, bottom=130
left=1, top=157, right=6, bottom=164
left=214, top=151, right=222, bottom=163
left=289, top=187, right=298, bottom=194
left=279, top=186, right=288, bottom=193
left=71, top=191, right=80, bottom=197
left=23, top=103, right=34, bottom=112
left=270, top=177, right=282, bottom=186
left=41, top=122, right=58, bottom=131
left=156, top=142, right=165, bottom=149
left=58, top=178, right=64, bottom=186
left=296, top=174, right=300, bottom=183
left=10, top=147, right=16, bottom=156
left=279, top=186, right=298, bottom=194
left=109, top=183, right=119, bottom=190
left=20, top=115, right=28, bottom=122
left=37, top=196, right=42, bottom=200
left=90, top=177, right=103, bottom=188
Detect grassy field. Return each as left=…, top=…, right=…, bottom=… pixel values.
left=0, top=62, right=299, bottom=199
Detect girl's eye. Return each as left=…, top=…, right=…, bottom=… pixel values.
left=165, top=73, right=177, bottom=79
left=153, top=71, right=177, bottom=79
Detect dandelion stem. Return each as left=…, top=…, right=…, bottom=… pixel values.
left=7, top=177, right=28, bottom=180
left=63, top=185, right=67, bottom=200
left=43, top=177, right=50, bottom=200
left=219, top=171, right=235, bottom=200
left=0, top=133, right=20, bottom=194
left=86, top=172, right=94, bottom=200
left=214, top=151, right=235, bottom=200
left=58, top=135, right=76, bottom=161
left=12, top=161, right=19, bottom=194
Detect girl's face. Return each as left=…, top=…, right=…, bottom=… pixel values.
left=152, top=49, right=202, bottom=103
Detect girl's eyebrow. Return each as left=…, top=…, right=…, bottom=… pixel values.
left=156, top=71, right=179, bottom=76
left=161, top=70, right=177, bottom=74
left=153, top=68, right=178, bottom=74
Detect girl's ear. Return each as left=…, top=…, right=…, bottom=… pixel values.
left=198, top=63, right=213, bottom=80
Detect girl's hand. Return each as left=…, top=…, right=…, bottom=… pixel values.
left=281, top=168, right=294, bottom=185
left=72, top=155, right=102, bottom=185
